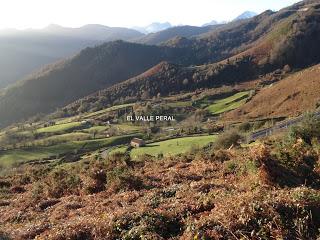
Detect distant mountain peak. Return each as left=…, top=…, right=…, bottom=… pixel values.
left=202, top=11, right=256, bottom=27
left=81, top=24, right=110, bottom=29
left=233, top=11, right=257, bottom=21
left=133, top=22, right=172, bottom=34
left=202, top=20, right=219, bottom=27
left=44, top=24, right=65, bottom=30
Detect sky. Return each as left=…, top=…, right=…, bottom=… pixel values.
left=0, top=0, right=301, bottom=30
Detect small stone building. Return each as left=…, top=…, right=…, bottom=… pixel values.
left=130, top=138, right=145, bottom=148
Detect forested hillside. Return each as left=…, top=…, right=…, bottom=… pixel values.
left=62, top=57, right=258, bottom=116
left=135, top=25, right=220, bottom=45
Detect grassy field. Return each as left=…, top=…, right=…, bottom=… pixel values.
left=82, top=124, right=143, bottom=135
left=55, top=115, right=81, bottom=124
left=34, top=132, right=91, bottom=144
left=109, top=146, right=128, bottom=155
left=166, top=101, right=192, bottom=108
left=36, top=122, right=84, bottom=134
left=84, top=103, right=134, bottom=118
left=0, top=135, right=137, bottom=167
left=129, top=135, right=217, bottom=159
left=82, top=126, right=107, bottom=133
left=206, top=91, right=251, bottom=115
left=113, top=124, right=143, bottom=133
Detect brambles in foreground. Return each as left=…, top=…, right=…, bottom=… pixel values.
left=214, top=130, right=243, bottom=149
left=41, top=168, right=82, bottom=198
left=289, top=113, right=320, bottom=145
left=26, top=153, right=144, bottom=199
left=238, top=122, right=252, bottom=132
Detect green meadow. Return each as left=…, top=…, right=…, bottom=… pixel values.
left=109, top=135, right=218, bottom=159
left=0, top=135, right=137, bottom=167
left=206, top=91, right=251, bottom=115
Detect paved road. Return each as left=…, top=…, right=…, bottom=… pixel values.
left=249, top=110, right=320, bottom=141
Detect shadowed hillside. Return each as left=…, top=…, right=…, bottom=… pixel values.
left=0, top=25, right=144, bottom=88
left=0, top=41, right=180, bottom=127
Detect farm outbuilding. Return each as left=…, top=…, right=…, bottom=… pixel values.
left=130, top=138, right=145, bottom=148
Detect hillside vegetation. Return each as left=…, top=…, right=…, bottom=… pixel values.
left=135, top=25, right=220, bottom=45
left=226, top=64, right=320, bottom=120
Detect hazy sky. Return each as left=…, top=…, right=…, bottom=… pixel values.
left=0, top=0, right=301, bottom=29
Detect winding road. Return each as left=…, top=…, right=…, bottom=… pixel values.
left=249, top=110, right=320, bottom=141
